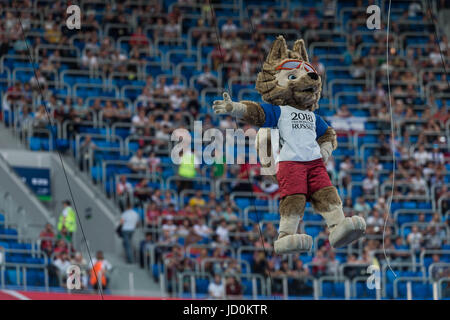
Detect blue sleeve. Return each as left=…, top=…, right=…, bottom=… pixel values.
left=315, top=114, right=329, bottom=138
left=260, top=103, right=281, bottom=128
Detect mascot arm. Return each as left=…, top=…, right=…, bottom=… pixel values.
left=317, top=127, right=337, bottom=163
left=213, top=92, right=266, bottom=127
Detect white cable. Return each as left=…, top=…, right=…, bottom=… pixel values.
left=383, top=0, right=398, bottom=278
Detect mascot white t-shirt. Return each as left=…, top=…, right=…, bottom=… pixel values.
left=260, top=103, right=329, bottom=164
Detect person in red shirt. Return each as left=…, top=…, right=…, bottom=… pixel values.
left=161, top=203, right=177, bottom=220
left=52, top=239, right=69, bottom=256
left=129, top=26, right=149, bottom=48
left=39, top=223, right=55, bottom=257
left=145, top=202, right=161, bottom=227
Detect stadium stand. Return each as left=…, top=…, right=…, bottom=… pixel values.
left=0, top=0, right=449, bottom=299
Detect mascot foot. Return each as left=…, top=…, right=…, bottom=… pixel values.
left=329, top=216, right=366, bottom=248
left=274, top=234, right=313, bottom=254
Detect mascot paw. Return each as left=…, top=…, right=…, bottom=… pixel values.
left=329, top=216, right=366, bottom=248
left=274, top=234, right=313, bottom=254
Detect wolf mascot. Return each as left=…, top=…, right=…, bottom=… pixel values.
left=213, top=36, right=366, bottom=254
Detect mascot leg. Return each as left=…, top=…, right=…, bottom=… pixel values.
left=274, top=194, right=313, bottom=254
left=311, top=186, right=366, bottom=248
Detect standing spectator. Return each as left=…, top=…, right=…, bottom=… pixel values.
left=177, top=149, right=200, bottom=192
left=57, top=200, right=77, bottom=242
left=119, top=202, right=140, bottom=263
left=139, top=233, right=154, bottom=269
left=116, top=175, right=133, bottom=211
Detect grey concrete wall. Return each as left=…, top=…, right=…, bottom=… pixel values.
left=0, top=151, right=52, bottom=238
left=0, top=149, right=117, bottom=253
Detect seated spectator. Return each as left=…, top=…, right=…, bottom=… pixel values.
left=162, top=191, right=177, bottom=209
left=70, top=252, right=88, bottom=289
left=326, top=251, right=340, bottom=275
left=353, top=197, right=371, bottom=215
left=362, top=170, right=379, bottom=195
left=148, top=151, right=162, bottom=173
left=145, top=202, right=161, bottom=227
left=336, top=104, right=351, bottom=118
left=208, top=274, right=225, bottom=299
left=366, top=210, right=384, bottom=234
left=39, top=223, right=55, bottom=257
left=90, top=251, right=112, bottom=290
left=188, top=190, right=205, bottom=208
left=289, top=259, right=313, bottom=296
left=407, top=225, right=423, bottom=252
left=129, top=26, right=149, bottom=48
left=414, top=145, right=431, bottom=166
left=131, top=108, right=149, bottom=135
left=225, top=276, right=243, bottom=299
left=221, top=206, right=239, bottom=222
left=410, top=170, right=427, bottom=194
left=128, top=149, right=148, bottom=173
left=193, top=218, right=212, bottom=238
left=134, top=178, right=152, bottom=203
left=197, top=65, right=218, bottom=89
left=52, top=252, right=71, bottom=285
left=312, top=249, right=328, bottom=278
left=215, top=219, right=230, bottom=244
left=53, top=239, right=69, bottom=256
left=162, top=217, right=177, bottom=237
left=184, top=227, right=202, bottom=247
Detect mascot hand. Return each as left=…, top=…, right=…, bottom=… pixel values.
left=320, top=142, right=333, bottom=163
left=213, top=92, right=246, bottom=117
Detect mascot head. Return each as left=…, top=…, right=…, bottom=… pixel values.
left=255, top=35, right=322, bottom=111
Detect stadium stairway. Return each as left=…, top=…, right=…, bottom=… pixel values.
left=0, top=122, right=159, bottom=294
left=0, top=122, right=52, bottom=238
left=106, top=254, right=161, bottom=297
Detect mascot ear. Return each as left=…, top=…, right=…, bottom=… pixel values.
left=293, top=39, right=309, bottom=62
left=267, top=35, right=288, bottom=63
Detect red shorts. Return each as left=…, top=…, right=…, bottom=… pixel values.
left=276, top=159, right=333, bottom=199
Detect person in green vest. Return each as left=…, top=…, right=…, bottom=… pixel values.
left=177, top=149, right=199, bottom=192
left=57, top=200, right=77, bottom=242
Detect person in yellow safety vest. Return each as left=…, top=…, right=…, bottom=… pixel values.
left=57, top=200, right=77, bottom=241
left=177, top=149, right=199, bottom=192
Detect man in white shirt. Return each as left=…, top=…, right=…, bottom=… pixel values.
left=128, top=148, right=148, bottom=172
left=193, top=218, right=212, bottom=238
left=362, top=170, right=379, bottom=195
left=208, top=274, right=225, bottom=299
left=215, top=220, right=230, bottom=243
left=53, top=252, right=71, bottom=280
left=120, top=203, right=140, bottom=263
